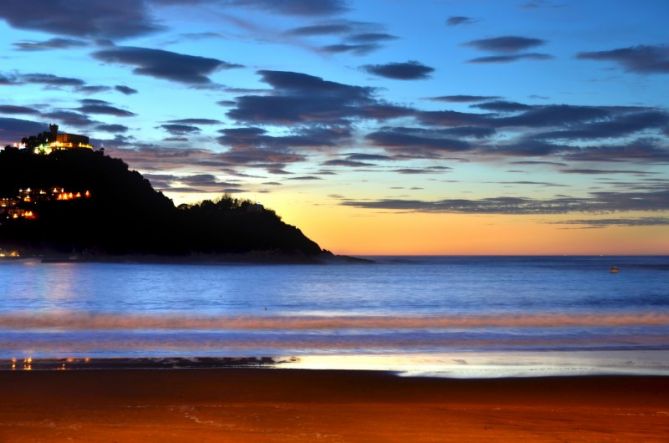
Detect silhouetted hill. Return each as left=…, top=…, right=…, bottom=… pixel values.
left=0, top=148, right=327, bottom=260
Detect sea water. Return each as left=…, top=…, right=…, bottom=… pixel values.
left=0, top=256, right=667, bottom=377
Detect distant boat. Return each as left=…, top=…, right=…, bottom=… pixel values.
left=610, top=265, right=620, bottom=274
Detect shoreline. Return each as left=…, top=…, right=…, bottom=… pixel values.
left=1, top=369, right=667, bottom=442
left=0, top=252, right=373, bottom=265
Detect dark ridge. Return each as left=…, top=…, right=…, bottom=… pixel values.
left=0, top=147, right=328, bottom=260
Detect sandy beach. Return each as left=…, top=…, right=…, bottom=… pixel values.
left=0, top=369, right=667, bottom=442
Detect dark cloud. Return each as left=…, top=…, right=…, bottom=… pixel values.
left=468, top=53, right=553, bottom=63
left=286, top=23, right=352, bottom=36
left=550, top=217, right=669, bottom=228
left=0, top=117, right=46, bottom=144
left=93, top=46, right=242, bottom=84
left=160, top=124, right=201, bottom=135
left=227, top=70, right=375, bottom=126
left=363, top=61, right=434, bottom=80
left=446, top=16, right=475, bottom=26
left=115, top=85, right=138, bottom=95
left=341, top=187, right=669, bottom=214
left=95, top=123, right=129, bottom=133
left=322, top=43, right=379, bottom=55
left=322, top=159, right=373, bottom=167
left=441, top=126, right=496, bottom=138
left=78, top=99, right=135, bottom=117
left=287, top=175, right=322, bottom=180
left=534, top=110, right=669, bottom=140
left=510, top=160, right=568, bottom=166
left=165, top=118, right=220, bottom=125
left=77, top=85, right=112, bottom=94
left=428, top=95, right=501, bottom=103
left=154, top=0, right=347, bottom=15
left=489, top=180, right=565, bottom=187
left=394, top=167, right=451, bottom=174
left=346, top=153, right=393, bottom=161
left=562, top=140, right=669, bottom=164
left=466, top=35, right=546, bottom=52
left=219, top=126, right=350, bottom=151
left=0, top=105, right=40, bottom=115
left=3, top=73, right=86, bottom=88
left=560, top=168, right=655, bottom=175
left=13, top=37, right=87, bottom=51
left=366, top=127, right=470, bottom=158
left=44, top=110, right=97, bottom=128
left=473, top=101, right=533, bottom=112
left=346, top=32, right=397, bottom=43
left=0, top=0, right=160, bottom=39
left=493, top=105, right=615, bottom=127
left=417, top=110, right=490, bottom=127
left=226, top=0, right=347, bottom=16
left=577, top=45, right=669, bottom=74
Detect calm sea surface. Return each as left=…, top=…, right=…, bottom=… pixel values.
left=1, top=256, right=668, bottom=377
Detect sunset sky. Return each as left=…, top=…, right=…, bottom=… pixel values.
left=0, top=0, right=668, bottom=255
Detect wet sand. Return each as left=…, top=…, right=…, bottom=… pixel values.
left=0, top=369, right=668, bottom=442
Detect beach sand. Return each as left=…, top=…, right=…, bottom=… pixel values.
left=0, top=369, right=668, bottom=442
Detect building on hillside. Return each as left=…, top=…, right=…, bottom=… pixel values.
left=23, top=124, right=94, bottom=154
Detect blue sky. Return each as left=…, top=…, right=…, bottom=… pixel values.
left=0, top=0, right=668, bottom=254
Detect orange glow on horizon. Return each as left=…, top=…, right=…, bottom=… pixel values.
left=167, top=191, right=669, bottom=256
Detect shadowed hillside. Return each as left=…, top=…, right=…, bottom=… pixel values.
left=0, top=148, right=325, bottom=259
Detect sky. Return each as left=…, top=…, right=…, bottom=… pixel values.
left=0, top=0, right=668, bottom=255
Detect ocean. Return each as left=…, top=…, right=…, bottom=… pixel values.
left=1, top=256, right=668, bottom=377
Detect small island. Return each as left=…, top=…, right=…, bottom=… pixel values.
left=0, top=125, right=335, bottom=263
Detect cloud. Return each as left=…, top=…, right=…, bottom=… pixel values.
left=468, top=53, right=553, bottom=63
left=7, top=73, right=85, bottom=87
left=446, top=16, right=475, bottom=26
left=0, top=117, right=46, bottom=144
left=153, top=0, right=347, bottom=16
left=286, top=23, right=352, bottom=36
left=219, top=126, right=350, bottom=151
left=77, top=85, right=112, bottom=94
left=347, top=32, right=397, bottom=43
left=0, top=105, right=40, bottom=115
left=550, top=217, right=669, bottom=228
left=428, top=95, right=501, bottom=103
left=115, top=85, right=138, bottom=95
left=322, top=159, right=373, bottom=167
left=340, top=186, right=669, bottom=214
left=227, top=70, right=375, bottom=126
left=322, top=43, right=380, bottom=55
left=577, top=45, right=669, bottom=74
left=93, top=46, right=242, bottom=84
left=43, top=110, right=97, bottom=128
left=13, top=37, right=87, bottom=51
left=562, top=140, right=669, bottom=164
left=0, top=0, right=160, bottom=39
left=286, top=20, right=395, bottom=55
left=363, top=61, right=435, bottom=80
left=472, top=101, right=533, bottom=112
left=465, top=35, right=546, bottom=52
left=160, top=124, right=201, bottom=135
left=366, top=127, right=470, bottom=157
left=346, top=153, right=393, bottom=161
left=488, top=180, right=565, bottom=187
left=559, top=168, right=656, bottom=175
left=95, top=123, right=129, bottom=133
left=533, top=110, right=669, bottom=140
left=165, top=118, right=220, bottom=125
left=78, top=99, right=135, bottom=117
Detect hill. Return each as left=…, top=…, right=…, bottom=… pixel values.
left=0, top=147, right=328, bottom=261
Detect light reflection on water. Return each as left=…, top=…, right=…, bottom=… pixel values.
left=0, top=256, right=667, bottom=376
